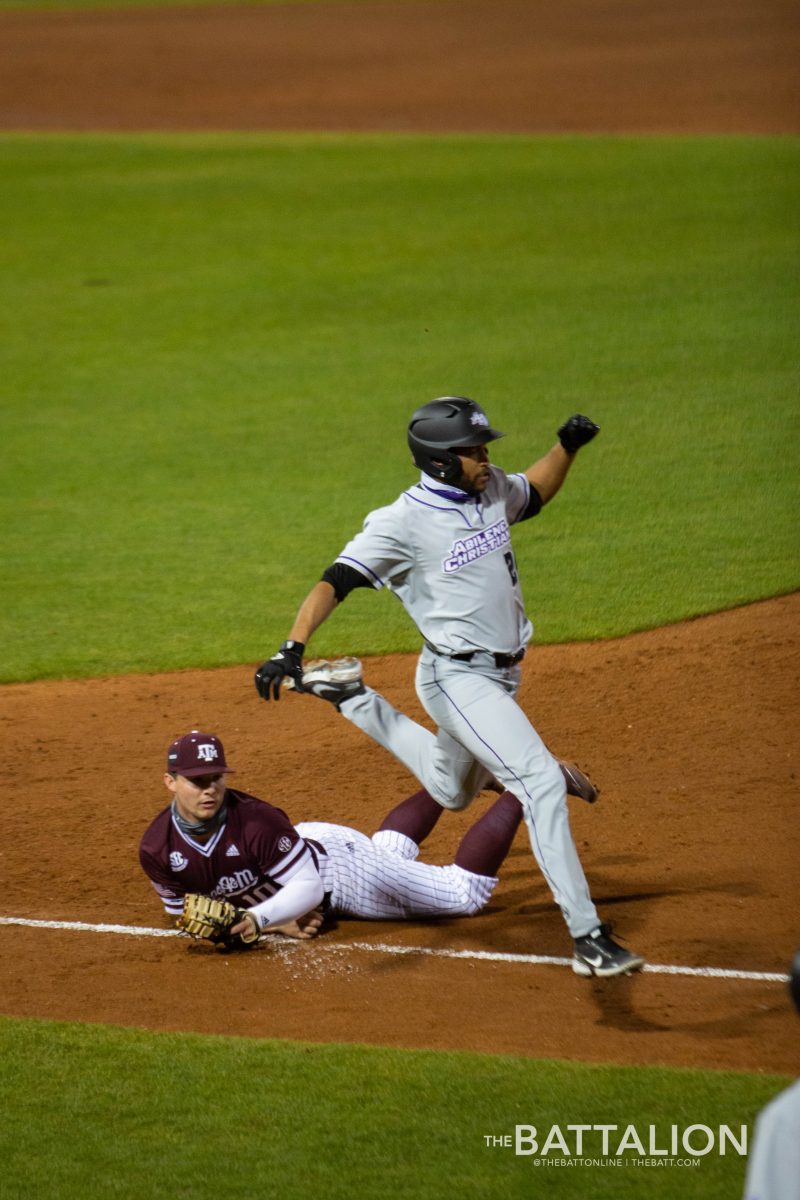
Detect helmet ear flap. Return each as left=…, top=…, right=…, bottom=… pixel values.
left=420, top=448, right=464, bottom=484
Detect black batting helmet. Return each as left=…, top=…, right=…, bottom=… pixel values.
left=407, top=396, right=505, bottom=484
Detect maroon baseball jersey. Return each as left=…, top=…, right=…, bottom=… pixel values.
left=139, top=788, right=315, bottom=917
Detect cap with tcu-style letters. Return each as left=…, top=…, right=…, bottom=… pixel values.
left=166, top=731, right=234, bottom=778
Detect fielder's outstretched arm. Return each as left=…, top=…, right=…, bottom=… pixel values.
left=230, top=857, right=325, bottom=939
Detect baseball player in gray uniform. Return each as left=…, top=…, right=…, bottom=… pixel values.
left=255, top=396, right=644, bottom=977
left=742, top=950, right=800, bottom=1200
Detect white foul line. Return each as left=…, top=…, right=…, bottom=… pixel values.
left=0, top=915, right=789, bottom=984
left=0, top=916, right=181, bottom=938
left=344, top=941, right=790, bottom=983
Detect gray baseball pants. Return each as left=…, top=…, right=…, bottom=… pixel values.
left=341, top=646, right=599, bottom=939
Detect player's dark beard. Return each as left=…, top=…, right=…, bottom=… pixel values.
left=171, top=796, right=227, bottom=837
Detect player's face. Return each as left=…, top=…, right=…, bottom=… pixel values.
left=454, top=444, right=491, bottom=494
left=164, top=771, right=227, bottom=824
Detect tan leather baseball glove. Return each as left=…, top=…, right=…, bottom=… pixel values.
left=176, top=893, right=258, bottom=945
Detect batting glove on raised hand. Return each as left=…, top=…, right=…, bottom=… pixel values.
left=557, top=414, right=600, bottom=454
left=254, top=640, right=305, bottom=701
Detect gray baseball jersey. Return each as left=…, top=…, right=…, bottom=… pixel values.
left=743, top=1078, right=800, bottom=1200
left=333, top=466, right=600, bottom=939
left=336, top=467, right=534, bottom=655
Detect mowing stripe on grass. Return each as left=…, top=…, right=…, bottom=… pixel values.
left=0, top=915, right=789, bottom=983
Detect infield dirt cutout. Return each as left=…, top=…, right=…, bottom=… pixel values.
left=3, top=595, right=798, bottom=1073
left=1, top=0, right=798, bottom=1074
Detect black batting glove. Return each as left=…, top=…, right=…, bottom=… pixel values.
left=254, top=640, right=305, bottom=701
left=557, top=415, right=600, bottom=454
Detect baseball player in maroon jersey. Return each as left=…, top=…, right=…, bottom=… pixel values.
left=139, top=729, right=530, bottom=940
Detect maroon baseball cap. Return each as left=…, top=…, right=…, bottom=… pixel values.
left=166, top=731, right=235, bottom=778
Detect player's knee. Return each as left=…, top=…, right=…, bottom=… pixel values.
left=451, top=866, right=496, bottom=914
left=430, top=786, right=473, bottom=812
left=543, top=756, right=567, bottom=795
left=447, top=892, right=483, bottom=916
left=517, top=757, right=566, bottom=812
left=444, top=793, right=474, bottom=812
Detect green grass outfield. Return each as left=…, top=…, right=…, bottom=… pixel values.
left=2, top=134, right=798, bottom=681
left=0, top=1016, right=789, bottom=1200
left=1, top=130, right=797, bottom=1198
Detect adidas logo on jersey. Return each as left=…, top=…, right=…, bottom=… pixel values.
left=225, top=843, right=240, bottom=857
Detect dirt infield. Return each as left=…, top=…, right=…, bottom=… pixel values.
left=1, top=0, right=798, bottom=1072
left=3, top=595, right=798, bottom=1072
left=1, top=0, right=798, bottom=133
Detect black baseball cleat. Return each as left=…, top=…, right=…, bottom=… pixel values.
left=291, top=657, right=366, bottom=709
left=572, top=923, right=644, bottom=978
left=559, top=760, right=599, bottom=804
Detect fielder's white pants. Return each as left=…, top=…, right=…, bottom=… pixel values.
left=296, top=822, right=496, bottom=920
left=341, top=647, right=599, bottom=938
